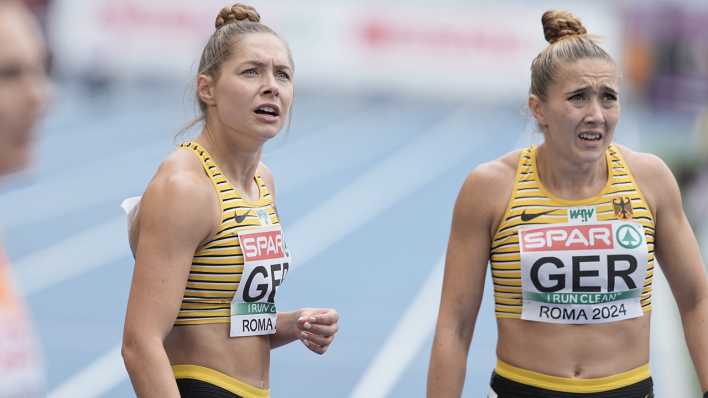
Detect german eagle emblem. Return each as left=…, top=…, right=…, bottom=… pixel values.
left=612, top=197, right=633, bottom=220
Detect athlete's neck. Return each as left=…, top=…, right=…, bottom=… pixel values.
left=536, top=144, right=608, bottom=200
left=195, top=126, right=263, bottom=201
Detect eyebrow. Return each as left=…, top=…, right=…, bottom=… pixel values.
left=565, top=85, right=619, bottom=96
left=240, top=60, right=292, bottom=71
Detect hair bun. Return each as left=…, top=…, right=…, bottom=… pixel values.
left=215, top=3, right=261, bottom=30
left=541, top=10, right=587, bottom=44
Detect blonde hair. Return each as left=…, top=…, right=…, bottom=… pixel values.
left=530, top=10, right=613, bottom=100
left=184, top=3, right=293, bottom=132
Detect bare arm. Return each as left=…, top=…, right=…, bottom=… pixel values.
left=270, top=310, right=301, bottom=348
left=270, top=309, right=339, bottom=353
left=258, top=163, right=340, bottom=354
left=631, top=151, right=708, bottom=390
left=122, top=159, right=217, bottom=397
left=427, top=162, right=511, bottom=397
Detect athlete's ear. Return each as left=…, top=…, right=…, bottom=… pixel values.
left=197, top=74, right=217, bottom=106
left=528, top=94, right=547, bottom=130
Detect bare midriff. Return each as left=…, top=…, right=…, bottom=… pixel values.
left=496, top=314, right=650, bottom=378
left=164, top=323, right=271, bottom=389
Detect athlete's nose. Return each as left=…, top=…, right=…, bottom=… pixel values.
left=583, top=97, right=605, bottom=126
left=261, top=72, right=279, bottom=98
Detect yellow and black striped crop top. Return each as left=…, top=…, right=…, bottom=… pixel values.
left=489, top=145, right=655, bottom=319
left=175, top=142, right=280, bottom=325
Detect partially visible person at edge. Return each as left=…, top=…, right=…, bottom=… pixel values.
left=0, top=0, right=50, bottom=396
left=427, top=10, right=708, bottom=398
left=121, top=4, right=339, bottom=398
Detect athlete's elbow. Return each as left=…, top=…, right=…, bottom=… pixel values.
left=121, top=327, right=157, bottom=371
left=446, top=311, right=476, bottom=341
left=434, top=321, right=473, bottom=354
left=678, top=290, right=708, bottom=317
left=121, top=336, right=139, bottom=372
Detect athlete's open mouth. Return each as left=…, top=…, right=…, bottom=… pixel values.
left=578, top=131, right=602, bottom=142
left=254, top=104, right=280, bottom=117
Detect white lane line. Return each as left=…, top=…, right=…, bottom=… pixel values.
left=47, top=106, right=480, bottom=396
left=1, top=104, right=374, bottom=231
left=0, top=144, right=167, bottom=230
left=287, top=107, right=481, bottom=268
left=48, top=346, right=126, bottom=398
left=15, top=106, right=471, bottom=298
left=265, top=105, right=431, bottom=195
left=350, top=256, right=444, bottom=398
left=14, top=106, right=414, bottom=297
left=15, top=217, right=129, bottom=296
left=348, top=127, right=535, bottom=397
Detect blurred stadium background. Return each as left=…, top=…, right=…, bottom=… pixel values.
left=2, top=0, right=707, bottom=396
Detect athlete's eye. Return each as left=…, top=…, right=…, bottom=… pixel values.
left=275, top=70, right=290, bottom=81
left=568, top=93, right=587, bottom=103
left=602, top=92, right=618, bottom=102
left=242, top=68, right=258, bottom=76
left=0, top=65, right=22, bottom=81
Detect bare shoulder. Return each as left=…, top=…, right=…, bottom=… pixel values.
left=139, top=148, right=218, bottom=240
left=456, top=149, right=521, bottom=232
left=460, top=149, right=520, bottom=200
left=615, top=144, right=678, bottom=213
left=615, top=144, right=671, bottom=179
left=146, top=149, right=213, bottom=203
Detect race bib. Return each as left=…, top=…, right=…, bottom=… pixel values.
left=519, top=221, right=648, bottom=324
left=230, top=225, right=290, bottom=337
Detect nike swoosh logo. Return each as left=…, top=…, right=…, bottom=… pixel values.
left=520, top=209, right=556, bottom=222
left=234, top=211, right=251, bottom=223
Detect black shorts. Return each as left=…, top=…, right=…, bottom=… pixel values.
left=489, top=371, right=654, bottom=398
left=177, top=378, right=243, bottom=398
left=172, top=364, right=269, bottom=398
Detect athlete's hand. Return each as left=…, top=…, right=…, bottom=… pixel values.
left=296, top=308, right=339, bottom=355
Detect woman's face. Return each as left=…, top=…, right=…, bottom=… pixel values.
left=200, top=33, right=294, bottom=144
left=531, top=58, right=620, bottom=164
left=0, top=3, right=49, bottom=175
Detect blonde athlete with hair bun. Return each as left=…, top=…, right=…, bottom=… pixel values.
left=122, top=4, right=339, bottom=398
left=0, top=0, right=50, bottom=396
left=427, top=10, right=708, bottom=398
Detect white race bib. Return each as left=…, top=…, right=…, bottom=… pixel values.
left=519, top=221, right=648, bottom=324
left=230, top=225, right=290, bottom=337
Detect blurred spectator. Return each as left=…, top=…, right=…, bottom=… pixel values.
left=623, top=3, right=708, bottom=111
left=0, top=2, right=50, bottom=396
left=22, top=0, right=50, bottom=35
left=684, top=109, right=708, bottom=248
left=22, top=0, right=52, bottom=75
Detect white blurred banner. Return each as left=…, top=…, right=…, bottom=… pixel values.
left=48, top=0, right=619, bottom=99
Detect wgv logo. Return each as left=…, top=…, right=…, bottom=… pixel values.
left=568, top=206, right=597, bottom=224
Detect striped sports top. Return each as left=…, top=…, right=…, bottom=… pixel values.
left=175, top=142, right=280, bottom=325
left=490, top=145, right=655, bottom=319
